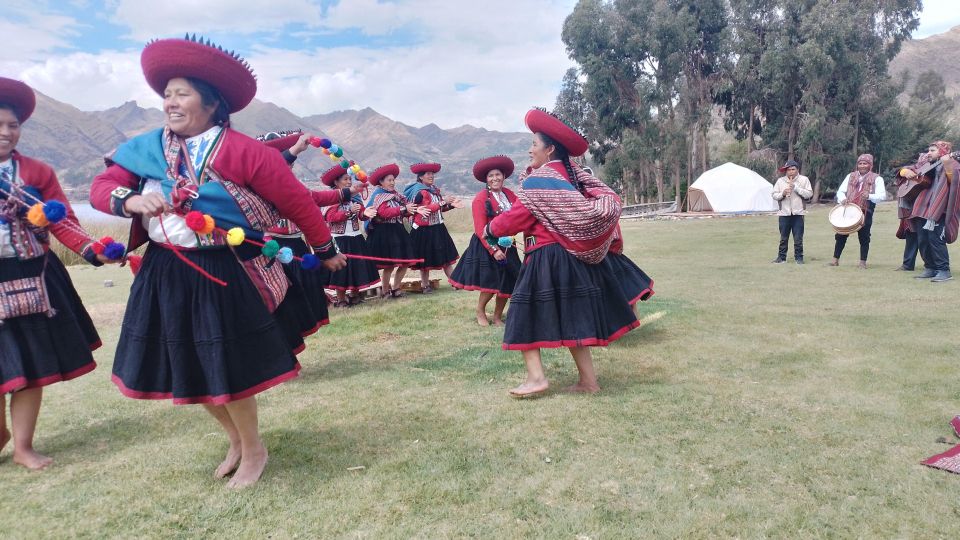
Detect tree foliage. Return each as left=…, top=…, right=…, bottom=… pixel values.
left=558, top=0, right=951, bottom=204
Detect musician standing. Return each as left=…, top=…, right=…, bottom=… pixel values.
left=902, top=140, right=960, bottom=282
left=894, top=152, right=928, bottom=272
left=771, top=159, right=813, bottom=264
left=828, top=154, right=886, bottom=269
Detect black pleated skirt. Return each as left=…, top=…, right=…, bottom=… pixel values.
left=503, top=244, right=639, bottom=350
left=327, top=234, right=381, bottom=292
left=274, top=236, right=330, bottom=330
left=111, top=244, right=306, bottom=405
left=606, top=252, right=654, bottom=305
left=0, top=252, right=99, bottom=394
left=410, top=223, right=459, bottom=270
left=449, top=235, right=521, bottom=297
left=366, top=222, right=415, bottom=269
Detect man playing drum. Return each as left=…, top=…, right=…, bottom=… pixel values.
left=828, top=154, right=886, bottom=269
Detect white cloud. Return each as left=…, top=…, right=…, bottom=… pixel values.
left=0, top=2, right=82, bottom=61
left=108, top=0, right=324, bottom=40
left=3, top=1, right=578, bottom=130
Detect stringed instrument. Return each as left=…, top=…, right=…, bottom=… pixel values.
left=897, top=151, right=960, bottom=200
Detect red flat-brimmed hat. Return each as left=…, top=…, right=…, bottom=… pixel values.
left=258, top=130, right=302, bottom=152
left=524, top=107, right=589, bottom=157
left=141, top=34, right=257, bottom=113
left=369, top=163, right=400, bottom=186
left=0, top=77, right=36, bottom=122
left=322, top=165, right=348, bottom=187
left=473, top=155, right=515, bottom=182
left=410, top=162, right=441, bottom=175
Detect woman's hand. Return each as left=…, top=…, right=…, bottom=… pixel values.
left=322, top=253, right=347, bottom=271
left=404, top=203, right=417, bottom=214
left=96, top=254, right=122, bottom=265
left=416, top=206, right=432, bottom=217
left=449, top=197, right=464, bottom=209
left=289, top=133, right=312, bottom=157
left=350, top=203, right=362, bottom=214
left=363, top=207, right=378, bottom=219
left=123, top=192, right=169, bottom=217
left=493, top=249, right=506, bottom=261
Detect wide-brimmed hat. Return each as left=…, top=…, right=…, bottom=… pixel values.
left=369, top=163, right=400, bottom=186
left=322, top=165, right=348, bottom=187
left=141, top=34, right=257, bottom=113
left=524, top=107, right=589, bottom=157
left=258, top=130, right=302, bottom=152
left=0, top=77, right=36, bottom=122
left=410, top=162, right=441, bottom=175
left=472, top=155, right=515, bottom=182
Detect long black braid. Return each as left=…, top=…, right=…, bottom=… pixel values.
left=538, top=132, right=583, bottom=193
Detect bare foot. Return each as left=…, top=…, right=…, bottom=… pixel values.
left=509, top=379, right=549, bottom=398
left=492, top=318, right=504, bottom=326
left=476, top=313, right=490, bottom=326
left=226, top=444, right=268, bottom=489
left=562, top=383, right=600, bottom=394
left=0, top=428, right=10, bottom=455
left=13, top=448, right=53, bottom=470
left=214, top=443, right=242, bottom=479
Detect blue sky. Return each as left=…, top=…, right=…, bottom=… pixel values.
left=1, top=0, right=955, bottom=132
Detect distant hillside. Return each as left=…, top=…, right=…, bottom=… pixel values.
left=17, top=95, right=531, bottom=198
left=889, top=25, right=960, bottom=98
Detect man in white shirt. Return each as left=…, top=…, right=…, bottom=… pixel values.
left=827, top=154, right=886, bottom=269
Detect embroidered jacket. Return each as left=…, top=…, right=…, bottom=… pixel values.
left=1, top=152, right=100, bottom=264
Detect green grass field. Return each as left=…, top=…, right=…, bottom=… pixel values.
left=3, top=203, right=960, bottom=538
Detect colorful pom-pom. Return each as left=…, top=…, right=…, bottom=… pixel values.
left=226, top=227, right=245, bottom=246
left=498, top=236, right=513, bottom=248
left=200, top=214, right=216, bottom=235
left=357, top=171, right=367, bottom=182
left=333, top=148, right=344, bottom=158
left=27, top=204, right=49, bottom=227
left=329, top=144, right=340, bottom=154
left=301, top=253, right=319, bottom=270
left=351, top=164, right=361, bottom=173
left=262, top=239, right=280, bottom=258
left=91, top=241, right=106, bottom=255
left=43, top=200, right=67, bottom=223
left=340, top=159, right=350, bottom=169
left=319, top=138, right=332, bottom=149
left=308, top=137, right=322, bottom=148
left=185, top=211, right=206, bottom=231
left=104, top=241, right=126, bottom=260
left=322, top=148, right=331, bottom=155
left=329, top=154, right=339, bottom=162
left=127, top=254, right=143, bottom=276
left=277, top=247, right=294, bottom=264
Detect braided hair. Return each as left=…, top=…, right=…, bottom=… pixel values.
left=537, top=132, right=583, bottom=192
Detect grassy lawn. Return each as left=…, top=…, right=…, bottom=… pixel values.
left=2, top=203, right=959, bottom=538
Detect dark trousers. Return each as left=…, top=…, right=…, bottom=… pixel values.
left=915, top=216, right=950, bottom=271
left=902, top=230, right=919, bottom=270
left=778, top=215, right=804, bottom=260
left=833, top=207, right=874, bottom=260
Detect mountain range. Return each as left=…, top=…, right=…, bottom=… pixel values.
left=16, top=94, right=531, bottom=198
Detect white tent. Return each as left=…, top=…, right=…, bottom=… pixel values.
left=686, top=162, right=777, bottom=213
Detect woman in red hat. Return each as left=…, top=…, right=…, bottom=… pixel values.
left=365, top=164, right=417, bottom=298
left=321, top=164, right=380, bottom=306
left=403, top=162, right=463, bottom=293
left=485, top=108, right=638, bottom=397
left=0, top=77, right=117, bottom=469
left=89, top=35, right=347, bottom=488
left=449, top=156, right=522, bottom=325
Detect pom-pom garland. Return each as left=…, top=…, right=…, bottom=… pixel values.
left=277, top=246, right=294, bottom=264
left=497, top=236, right=514, bottom=248
left=301, top=253, right=319, bottom=270
left=261, top=239, right=280, bottom=258
left=27, top=204, right=49, bottom=227
left=103, top=241, right=126, bottom=260
left=185, top=210, right=206, bottom=231
left=43, top=200, right=67, bottom=223
left=226, top=227, right=246, bottom=246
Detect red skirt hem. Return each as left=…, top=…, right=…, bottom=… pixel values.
left=447, top=278, right=512, bottom=299
left=1, top=361, right=98, bottom=394
left=111, top=362, right=302, bottom=405
left=501, top=320, right=640, bottom=351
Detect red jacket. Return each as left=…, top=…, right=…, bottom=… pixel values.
left=9, top=152, right=99, bottom=264
left=90, top=129, right=335, bottom=252
left=487, top=198, right=557, bottom=254
left=471, top=187, right=517, bottom=255
left=412, top=188, right=451, bottom=228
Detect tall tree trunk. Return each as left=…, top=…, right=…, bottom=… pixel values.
left=747, top=104, right=756, bottom=153
left=787, top=104, right=799, bottom=160
left=674, top=162, right=682, bottom=208
left=852, top=109, right=860, bottom=158
left=654, top=159, right=664, bottom=203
